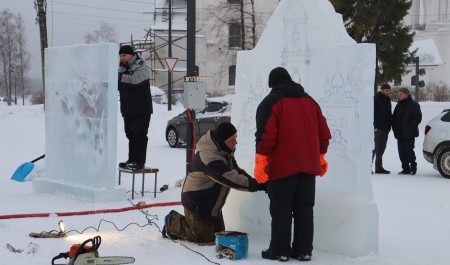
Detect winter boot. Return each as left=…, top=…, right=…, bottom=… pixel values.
left=291, top=252, right=312, bottom=261
left=261, top=248, right=289, bottom=262
left=162, top=210, right=179, bottom=240
left=375, top=167, right=390, bottom=174
left=118, top=160, right=130, bottom=169
left=125, top=162, right=144, bottom=170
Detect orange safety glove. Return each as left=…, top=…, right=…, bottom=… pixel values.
left=254, top=153, right=269, bottom=183
left=319, top=154, right=328, bottom=177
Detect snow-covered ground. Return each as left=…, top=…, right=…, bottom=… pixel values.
left=1, top=100, right=450, bottom=265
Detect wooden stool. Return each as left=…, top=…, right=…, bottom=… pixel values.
left=118, top=167, right=159, bottom=199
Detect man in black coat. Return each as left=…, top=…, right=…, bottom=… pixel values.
left=118, top=45, right=153, bottom=170
left=373, top=84, right=392, bottom=174
left=392, top=88, right=422, bottom=175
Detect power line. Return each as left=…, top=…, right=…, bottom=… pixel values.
left=48, top=15, right=147, bottom=32
left=120, top=0, right=155, bottom=4
left=51, top=11, right=151, bottom=22
left=48, top=13, right=147, bottom=27
left=52, top=0, right=147, bottom=14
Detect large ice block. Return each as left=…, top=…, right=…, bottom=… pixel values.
left=224, top=0, right=378, bottom=256
left=33, top=43, right=124, bottom=202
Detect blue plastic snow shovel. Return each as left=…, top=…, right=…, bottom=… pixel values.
left=11, top=155, right=45, bottom=182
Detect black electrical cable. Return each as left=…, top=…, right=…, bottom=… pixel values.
left=128, top=199, right=221, bottom=265
left=180, top=243, right=221, bottom=265
left=36, top=198, right=221, bottom=265
left=67, top=218, right=155, bottom=234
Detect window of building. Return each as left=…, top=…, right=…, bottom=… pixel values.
left=229, top=24, right=241, bottom=48
left=229, top=65, right=236, bottom=86
left=227, top=0, right=241, bottom=4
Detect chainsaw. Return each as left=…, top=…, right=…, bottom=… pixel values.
left=52, top=235, right=135, bottom=265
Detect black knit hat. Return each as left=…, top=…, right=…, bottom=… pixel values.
left=268, top=67, right=293, bottom=88
left=213, top=122, right=237, bottom=143
left=381, top=84, right=391, bottom=90
left=119, top=45, right=134, bottom=55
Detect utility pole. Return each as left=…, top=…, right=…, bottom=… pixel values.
left=168, top=0, right=172, bottom=111
left=185, top=0, right=196, bottom=176
left=35, top=0, right=48, bottom=106
left=187, top=0, right=196, bottom=76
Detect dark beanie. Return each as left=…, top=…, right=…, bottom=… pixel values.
left=268, top=67, right=293, bottom=88
left=399, top=87, right=410, bottom=95
left=213, top=122, right=237, bottom=143
left=119, top=45, right=134, bottom=55
left=381, top=84, right=391, bottom=90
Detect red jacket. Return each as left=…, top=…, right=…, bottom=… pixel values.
left=255, top=82, right=331, bottom=180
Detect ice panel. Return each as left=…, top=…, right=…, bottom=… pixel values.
left=35, top=43, right=120, bottom=201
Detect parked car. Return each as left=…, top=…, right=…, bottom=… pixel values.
left=2, top=96, right=17, bottom=102
left=165, top=100, right=231, bottom=148
left=423, top=109, right=450, bottom=178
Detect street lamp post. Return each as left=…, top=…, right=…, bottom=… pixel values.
left=410, top=56, right=426, bottom=102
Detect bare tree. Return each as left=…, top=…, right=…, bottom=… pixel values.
left=0, top=9, right=17, bottom=106
left=432, top=83, right=448, bottom=102
left=84, top=32, right=97, bottom=45
left=84, top=22, right=117, bottom=44
left=207, top=1, right=257, bottom=50
left=14, top=14, right=31, bottom=105
left=205, top=0, right=260, bottom=90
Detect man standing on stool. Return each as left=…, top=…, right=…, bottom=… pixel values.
left=118, top=45, right=153, bottom=170
left=373, top=84, right=392, bottom=174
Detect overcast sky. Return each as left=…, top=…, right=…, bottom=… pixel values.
left=0, top=0, right=156, bottom=77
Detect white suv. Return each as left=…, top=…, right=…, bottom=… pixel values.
left=423, top=109, right=450, bottom=178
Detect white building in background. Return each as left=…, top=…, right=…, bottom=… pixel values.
left=121, top=0, right=188, bottom=95
left=196, top=0, right=449, bottom=94
left=125, top=0, right=279, bottom=95
left=401, top=0, right=450, bottom=91
left=128, top=0, right=449, bottom=96
left=196, top=0, right=279, bottom=94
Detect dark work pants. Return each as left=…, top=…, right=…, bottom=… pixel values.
left=123, top=114, right=151, bottom=164
left=372, top=130, right=389, bottom=169
left=397, top=138, right=416, bottom=172
left=267, top=173, right=316, bottom=256
left=168, top=208, right=225, bottom=243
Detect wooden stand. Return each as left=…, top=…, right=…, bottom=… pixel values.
left=118, top=167, right=159, bottom=199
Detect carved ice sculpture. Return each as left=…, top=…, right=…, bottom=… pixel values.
left=224, top=0, right=378, bottom=256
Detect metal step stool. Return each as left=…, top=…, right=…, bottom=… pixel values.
left=118, top=167, right=159, bottom=199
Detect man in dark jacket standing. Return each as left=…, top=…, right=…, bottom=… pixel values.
left=162, top=122, right=264, bottom=243
left=373, top=84, right=392, bottom=174
left=118, top=45, right=153, bottom=170
left=392, top=88, right=422, bottom=175
left=254, top=67, right=331, bottom=262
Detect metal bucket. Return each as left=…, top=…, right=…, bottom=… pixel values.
left=215, top=231, right=248, bottom=260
